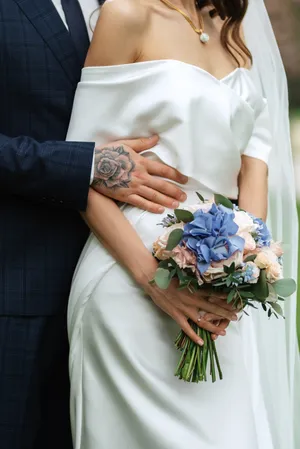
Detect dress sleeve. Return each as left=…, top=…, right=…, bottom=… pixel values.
left=242, top=99, right=272, bottom=165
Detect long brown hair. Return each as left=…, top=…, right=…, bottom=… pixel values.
left=200, top=0, right=251, bottom=66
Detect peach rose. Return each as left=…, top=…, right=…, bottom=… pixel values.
left=239, top=231, right=256, bottom=254
left=270, top=241, right=284, bottom=258
left=172, top=245, right=197, bottom=271
left=254, top=247, right=277, bottom=269
left=265, top=261, right=283, bottom=283
left=202, top=251, right=243, bottom=282
left=153, top=223, right=184, bottom=260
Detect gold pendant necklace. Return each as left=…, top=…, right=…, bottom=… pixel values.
left=160, top=0, right=210, bottom=44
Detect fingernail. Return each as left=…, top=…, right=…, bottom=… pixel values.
left=220, top=331, right=226, bottom=336
left=182, top=175, right=189, bottom=184
left=197, top=339, right=204, bottom=346
left=158, top=207, right=165, bottom=213
left=172, top=201, right=179, bottom=208
left=180, top=193, right=187, bottom=202
left=232, top=315, right=238, bottom=321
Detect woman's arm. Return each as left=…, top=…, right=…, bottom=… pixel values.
left=83, top=189, right=237, bottom=344
left=238, top=155, right=268, bottom=221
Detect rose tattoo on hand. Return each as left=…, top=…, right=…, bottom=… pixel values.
left=92, top=146, right=135, bottom=189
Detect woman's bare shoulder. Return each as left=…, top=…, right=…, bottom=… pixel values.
left=85, top=0, right=150, bottom=67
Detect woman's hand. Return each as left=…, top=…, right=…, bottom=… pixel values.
left=143, top=279, right=238, bottom=346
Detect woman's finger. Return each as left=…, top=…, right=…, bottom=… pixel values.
left=192, top=295, right=238, bottom=321
left=181, top=306, right=227, bottom=336
left=174, top=313, right=204, bottom=346
left=208, top=295, right=238, bottom=311
left=212, top=319, right=231, bottom=340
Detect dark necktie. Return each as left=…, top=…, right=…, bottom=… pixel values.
left=61, top=0, right=90, bottom=66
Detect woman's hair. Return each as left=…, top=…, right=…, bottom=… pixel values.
left=200, top=0, right=252, bottom=65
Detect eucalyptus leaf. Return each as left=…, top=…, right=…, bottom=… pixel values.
left=272, top=278, right=297, bottom=298
left=166, top=229, right=183, bottom=251
left=251, top=270, right=269, bottom=301
left=174, top=209, right=194, bottom=223
left=270, top=302, right=284, bottom=317
left=196, top=192, right=205, bottom=203
left=239, top=291, right=255, bottom=299
left=244, top=255, right=257, bottom=263
left=158, top=259, right=171, bottom=269
left=227, top=289, right=235, bottom=304
left=214, top=194, right=234, bottom=210
left=154, top=268, right=172, bottom=290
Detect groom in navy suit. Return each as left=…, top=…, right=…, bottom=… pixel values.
left=0, top=1, right=188, bottom=448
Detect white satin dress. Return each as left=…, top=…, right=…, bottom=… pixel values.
left=67, top=60, right=295, bottom=449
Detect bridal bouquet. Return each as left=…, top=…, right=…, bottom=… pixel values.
left=151, top=193, right=296, bottom=383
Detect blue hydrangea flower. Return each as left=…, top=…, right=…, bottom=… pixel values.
left=252, top=217, right=272, bottom=247
left=182, top=204, right=245, bottom=273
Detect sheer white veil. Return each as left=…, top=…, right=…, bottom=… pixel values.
left=243, top=1, right=300, bottom=446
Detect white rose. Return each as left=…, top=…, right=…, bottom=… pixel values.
left=182, top=201, right=213, bottom=214
left=234, top=211, right=257, bottom=234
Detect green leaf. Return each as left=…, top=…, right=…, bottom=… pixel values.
left=270, top=302, right=284, bottom=317
left=244, top=255, right=257, bottom=263
left=174, top=209, right=194, bottom=223
left=154, top=268, right=172, bottom=290
left=166, top=229, right=183, bottom=251
left=223, top=265, right=230, bottom=274
left=214, top=194, right=233, bottom=210
left=251, top=270, right=269, bottom=301
left=228, top=262, right=236, bottom=274
left=227, top=289, right=236, bottom=304
left=272, top=278, right=297, bottom=298
left=239, top=291, right=255, bottom=299
left=158, top=259, right=171, bottom=269
left=196, top=192, right=205, bottom=203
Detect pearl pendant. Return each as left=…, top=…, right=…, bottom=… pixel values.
left=200, top=32, right=209, bottom=44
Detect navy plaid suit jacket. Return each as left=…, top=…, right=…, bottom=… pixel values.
left=0, top=1, right=99, bottom=447
left=0, top=0, right=95, bottom=315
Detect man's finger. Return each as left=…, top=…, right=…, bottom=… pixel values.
left=138, top=185, right=179, bottom=209
left=127, top=194, right=165, bottom=214
left=121, top=135, right=159, bottom=152
left=146, top=176, right=187, bottom=202
left=145, top=159, right=188, bottom=184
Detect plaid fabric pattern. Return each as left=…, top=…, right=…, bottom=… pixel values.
left=0, top=0, right=97, bottom=446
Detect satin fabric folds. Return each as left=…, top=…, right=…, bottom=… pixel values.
left=66, top=61, right=293, bottom=449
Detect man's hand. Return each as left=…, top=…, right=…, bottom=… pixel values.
left=91, top=136, right=188, bottom=213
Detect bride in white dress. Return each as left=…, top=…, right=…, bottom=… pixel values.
left=67, top=0, right=300, bottom=448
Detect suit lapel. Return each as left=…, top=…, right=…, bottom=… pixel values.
left=12, top=0, right=81, bottom=85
